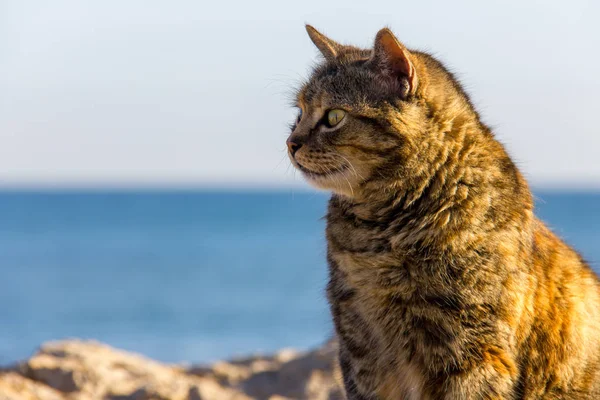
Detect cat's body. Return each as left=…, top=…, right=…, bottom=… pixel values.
left=287, top=26, right=600, bottom=399
left=327, top=188, right=600, bottom=399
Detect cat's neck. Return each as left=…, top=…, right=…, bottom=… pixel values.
left=332, top=119, right=533, bottom=251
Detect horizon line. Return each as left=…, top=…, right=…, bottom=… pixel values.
left=0, top=182, right=599, bottom=193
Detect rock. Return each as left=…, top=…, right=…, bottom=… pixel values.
left=22, top=353, right=88, bottom=392
left=0, top=371, right=65, bottom=400
left=240, top=340, right=343, bottom=400
left=0, top=340, right=343, bottom=400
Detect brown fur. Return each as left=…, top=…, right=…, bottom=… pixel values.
left=286, top=25, right=600, bottom=399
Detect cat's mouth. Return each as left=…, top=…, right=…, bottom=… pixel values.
left=295, top=162, right=348, bottom=178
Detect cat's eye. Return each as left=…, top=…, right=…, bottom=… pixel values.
left=326, top=109, right=346, bottom=127
left=296, top=108, right=303, bottom=123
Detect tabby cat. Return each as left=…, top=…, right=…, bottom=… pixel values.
left=286, top=25, right=600, bottom=399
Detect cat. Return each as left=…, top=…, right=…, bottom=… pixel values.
left=286, top=25, right=600, bottom=399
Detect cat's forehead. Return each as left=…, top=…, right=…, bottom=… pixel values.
left=298, top=59, right=400, bottom=110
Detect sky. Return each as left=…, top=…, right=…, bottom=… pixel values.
left=0, top=0, right=598, bottom=188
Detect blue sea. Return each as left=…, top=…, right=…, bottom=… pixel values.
left=1, top=190, right=599, bottom=366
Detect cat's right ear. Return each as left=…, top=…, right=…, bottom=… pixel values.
left=305, top=25, right=342, bottom=61
left=369, top=28, right=418, bottom=96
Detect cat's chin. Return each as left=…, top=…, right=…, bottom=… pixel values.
left=290, top=159, right=357, bottom=196
left=302, top=171, right=357, bottom=198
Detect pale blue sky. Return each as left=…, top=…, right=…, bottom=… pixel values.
left=1, top=0, right=598, bottom=188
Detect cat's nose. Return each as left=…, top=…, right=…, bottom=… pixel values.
left=286, top=139, right=302, bottom=157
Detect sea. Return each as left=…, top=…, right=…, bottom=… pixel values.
left=0, top=190, right=599, bottom=366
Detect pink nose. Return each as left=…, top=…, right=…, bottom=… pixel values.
left=286, top=139, right=302, bottom=156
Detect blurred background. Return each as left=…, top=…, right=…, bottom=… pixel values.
left=0, top=0, right=598, bottom=366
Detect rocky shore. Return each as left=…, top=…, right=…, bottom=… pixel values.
left=0, top=340, right=343, bottom=400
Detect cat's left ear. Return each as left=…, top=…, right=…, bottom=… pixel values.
left=369, top=28, right=418, bottom=96
left=306, top=25, right=343, bottom=61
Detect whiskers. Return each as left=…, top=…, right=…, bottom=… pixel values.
left=321, top=163, right=351, bottom=196
left=334, top=154, right=364, bottom=181
left=332, top=154, right=365, bottom=197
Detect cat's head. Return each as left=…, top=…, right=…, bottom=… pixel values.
left=287, top=26, right=467, bottom=199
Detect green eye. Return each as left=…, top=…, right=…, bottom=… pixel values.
left=327, top=109, right=346, bottom=127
